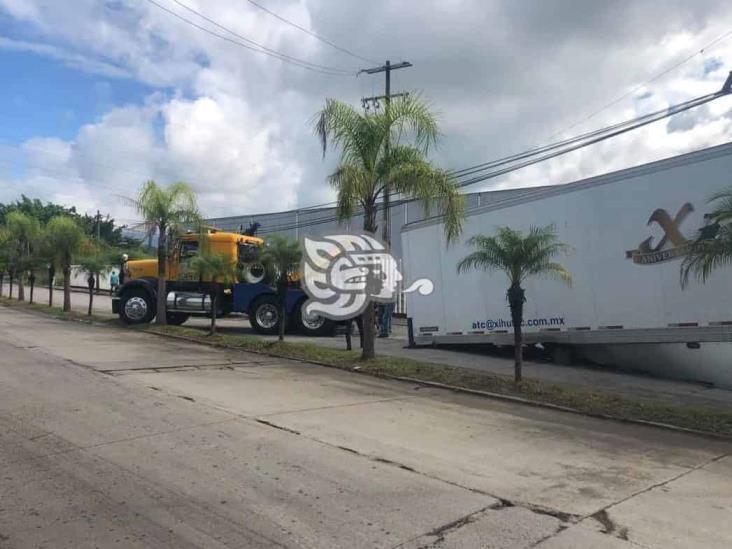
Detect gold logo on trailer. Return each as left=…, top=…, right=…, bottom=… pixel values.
left=625, top=202, right=694, bottom=265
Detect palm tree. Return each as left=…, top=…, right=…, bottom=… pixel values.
left=457, top=225, right=571, bottom=383
left=0, top=226, right=10, bottom=297
left=46, top=216, right=85, bottom=312
left=259, top=235, right=302, bottom=341
left=188, top=230, right=238, bottom=335
left=314, top=95, right=464, bottom=359
left=129, top=181, right=199, bottom=325
left=76, top=245, right=112, bottom=316
left=4, top=211, right=41, bottom=302
left=681, top=187, right=732, bottom=288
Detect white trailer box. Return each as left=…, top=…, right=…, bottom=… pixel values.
left=402, top=142, right=732, bottom=385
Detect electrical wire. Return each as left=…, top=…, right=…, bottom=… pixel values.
left=546, top=28, right=732, bottom=140
left=456, top=91, right=724, bottom=188
left=243, top=0, right=378, bottom=64
left=146, top=0, right=355, bottom=76
left=247, top=86, right=732, bottom=234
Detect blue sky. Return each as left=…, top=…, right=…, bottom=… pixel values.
left=0, top=0, right=731, bottom=220
left=0, top=49, right=153, bottom=143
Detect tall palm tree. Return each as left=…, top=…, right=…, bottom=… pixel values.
left=188, top=230, right=238, bottom=335
left=314, top=95, right=464, bottom=359
left=457, top=225, right=571, bottom=383
left=4, top=211, right=41, bottom=302
left=129, top=181, right=199, bottom=325
left=46, top=216, right=85, bottom=312
left=259, top=235, right=302, bottom=342
left=681, top=187, right=732, bottom=288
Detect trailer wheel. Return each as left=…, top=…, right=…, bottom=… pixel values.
left=166, top=312, right=190, bottom=326
left=119, top=289, right=155, bottom=325
left=249, top=295, right=284, bottom=335
left=294, top=301, right=335, bottom=337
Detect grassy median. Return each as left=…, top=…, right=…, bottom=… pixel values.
left=3, top=296, right=732, bottom=438
left=142, top=323, right=732, bottom=438
left=0, top=295, right=113, bottom=324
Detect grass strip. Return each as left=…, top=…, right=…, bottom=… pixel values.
left=141, top=324, right=732, bottom=438
left=3, top=296, right=731, bottom=438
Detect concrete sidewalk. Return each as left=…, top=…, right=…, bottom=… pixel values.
left=5, top=282, right=731, bottom=413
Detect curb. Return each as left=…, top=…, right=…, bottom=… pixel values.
left=3, top=302, right=730, bottom=442
left=139, top=327, right=732, bottom=442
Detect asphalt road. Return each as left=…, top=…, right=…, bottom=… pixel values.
left=1, top=306, right=731, bottom=548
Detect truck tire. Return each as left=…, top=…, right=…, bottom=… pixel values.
left=166, top=312, right=190, bottom=326
left=119, top=289, right=156, bottom=325
left=294, top=301, right=335, bottom=337
left=249, top=295, right=284, bottom=335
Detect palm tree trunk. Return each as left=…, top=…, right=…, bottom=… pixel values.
left=48, top=271, right=54, bottom=307
left=9, top=272, right=14, bottom=299
left=88, top=289, right=93, bottom=316
left=17, top=274, right=25, bottom=302
left=63, top=265, right=71, bottom=312
left=156, top=226, right=167, bottom=325
left=29, top=274, right=35, bottom=304
left=210, top=292, right=217, bottom=335
left=278, top=275, right=286, bottom=341
left=507, top=283, right=525, bottom=383
left=360, top=203, right=378, bottom=360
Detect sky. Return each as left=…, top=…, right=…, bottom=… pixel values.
left=1, top=0, right=732, bottom=226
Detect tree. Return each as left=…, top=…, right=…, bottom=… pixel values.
left=681, top=187, right=732, bottom=288
left=259, top=235, right=302, bottom=341
left=76, top=245, right=112, bottom=316
left=4, top=211, right=41, bottom=302
left=188, top=230, right=238, bottom=335
left=128, top=181, right=199, bottom=325
left=314, top=95, right=464, bottom=359
left=457, top=225, right=571, bottom=383
left=0, top=227, right=10, bottom=297
left=46, top=216, right=85, bottom=312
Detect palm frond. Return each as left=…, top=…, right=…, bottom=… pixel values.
left=705, top=187, right=732, bottom=225
left=385, top=93, right=440, bottom=152
left=680, top=224, right=732, bottom=287
left=458, top=225, right=571, bottom=288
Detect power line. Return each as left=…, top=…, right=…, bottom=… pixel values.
left=243, top=0, right=378, bottom=64
left=455, top=90, right=727, bottom=189
left=246, top=79, right=732, bottom=234
left=145, top=0, right=355, bottom=76
left=547, top=28, right=732, bottom=140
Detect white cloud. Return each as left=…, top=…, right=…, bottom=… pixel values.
left=1, top=0, right=732, bottom=223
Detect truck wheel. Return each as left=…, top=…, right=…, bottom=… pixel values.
left=166, top=312, right=189, bottom=326
left=294, top=302, right=335, bottom=336
left=249, top=295, right=284, bottom=335
left=119, top=289, right=155, bottom=325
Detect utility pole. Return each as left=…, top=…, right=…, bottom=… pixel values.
left=360, top=60, right=412, bottom=247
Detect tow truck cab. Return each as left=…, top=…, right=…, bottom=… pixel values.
left=112, top=230, right=334, bottom=336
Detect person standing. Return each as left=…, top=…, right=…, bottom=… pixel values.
left=110, top=271, right=120, bottom=294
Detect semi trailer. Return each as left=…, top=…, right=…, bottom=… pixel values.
left=112, top=230, right=335, bottom=336
left=402, top=141, right=732, bottom=386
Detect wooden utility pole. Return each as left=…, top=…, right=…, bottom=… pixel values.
left=360, top=60, right=412, bottom=247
